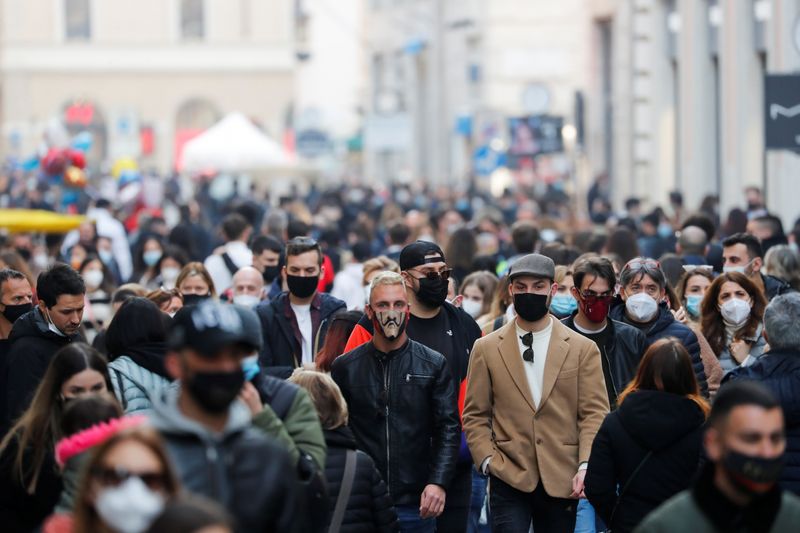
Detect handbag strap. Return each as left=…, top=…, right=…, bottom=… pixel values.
left=328, top=449, right=357, bottom=533
left=609, top=450, right=653, bottom=525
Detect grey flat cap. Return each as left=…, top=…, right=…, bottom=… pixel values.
left=508, top=253, right=555, bottom=281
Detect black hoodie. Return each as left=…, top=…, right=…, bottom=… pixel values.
left=585, top=389, right=706, bottom=533
left=4, top=308, right=80, bottom=424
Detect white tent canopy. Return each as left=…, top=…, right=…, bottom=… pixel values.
left=181, top=112, right=293, bottom=172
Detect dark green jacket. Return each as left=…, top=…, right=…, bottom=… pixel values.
left=252, top=382, right=326, bottom=469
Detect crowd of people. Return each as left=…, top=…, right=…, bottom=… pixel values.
left=0, top=178, right=799, bottom=532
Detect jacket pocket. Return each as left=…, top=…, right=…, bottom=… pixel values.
left=403, top=373, right=434, bottom=384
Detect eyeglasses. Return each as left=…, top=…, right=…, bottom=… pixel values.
left=410, top=268, right=452, bottom=282
left=92, top=466, right=168, bottom=491
left=520, top=332, right=534, bottom=363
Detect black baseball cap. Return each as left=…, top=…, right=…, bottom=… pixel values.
left=169, top=301, right=262, bottom=357
left=399, top=240, right=446, bottom=271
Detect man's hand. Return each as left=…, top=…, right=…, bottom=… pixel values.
left=419, top=484, right=446, bottom=519
left=239, top=381, right=263, bottom=416
left=570, top=469, right=587, bottom=499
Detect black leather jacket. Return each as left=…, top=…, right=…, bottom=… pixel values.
left=331, top=339, right=460, bottom=505
left=562, top=315, right=647, bottom=408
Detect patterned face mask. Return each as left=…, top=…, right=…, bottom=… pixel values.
left=372, top=309, right=408, bottom=341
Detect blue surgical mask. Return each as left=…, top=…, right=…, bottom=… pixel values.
left=550, top=294, right=578, bottom=316
left=658, top=223, right=674, bottom=239
left=142, top=250, right=162, bottom=268
left=242, top=355, right=260, bottom=381
left=685, top=294, right=703, bottom=318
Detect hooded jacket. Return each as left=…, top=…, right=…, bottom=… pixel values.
left=108, top=345, right=176, bottom=415
left=5, top=309, right=81, bottom=423
left=323, top=426, right=398, bottom=533
left=149, top=388, right=301, bottom=533
left=256, top=292, right=346, bottom=379
left=585, top=390, right=706, bottom=532
left=610, top=302, right=709, bottom=397
left=725, top=349, right=800, bottom=494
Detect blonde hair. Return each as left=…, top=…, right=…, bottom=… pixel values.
left=554, top=265, right=573, bottom=285
left=175, top=262, right=217, bottom=297
left=367, top=271, right=405, bottom=303
left=362, top=255, right=401, bottom=286
left=288, top=370, right=348, bottom=430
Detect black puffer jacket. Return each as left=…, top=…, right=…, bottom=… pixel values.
left=610, top=302, right=709, bottom=397
left=585, top=390, right=706, bottom=533
left=763, top=273, right=795, bottom=301
left=331, top=339, right=460, bottom=505
left=561, top=315, right=647, bottom=407
left=323, top=426, right=398, bottom=533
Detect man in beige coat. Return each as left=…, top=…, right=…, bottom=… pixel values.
left=463, top=253, right=609, bottom=532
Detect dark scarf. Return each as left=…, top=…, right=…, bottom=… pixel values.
left=120, top=341, right=172, bottom=380
left=692, top=463, right=783, bottom=533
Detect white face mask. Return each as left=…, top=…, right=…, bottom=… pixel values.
left=83, top=269, right=104, bottom=289
left=44, top=308, right=66, bottom=337
left=94, top=477, right=165, bottom=533
left=722, top=259, right=753, bottom=276
left=233, top=294, right=261, bottom=308
left=720, top=298, right=752, bottom=326
left=625, top=292, right=659, bottom=323
left=461, top=298, right=483, bottom=319
left=160, top=267, right=181, bottom=286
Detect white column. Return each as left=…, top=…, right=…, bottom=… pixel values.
left=677, top=0, right=717, bottom=211
left=719, top=0, right=764, bottom=216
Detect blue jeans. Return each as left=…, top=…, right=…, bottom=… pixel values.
left=396, top=505, right=437, bottom=533
left=467, top=469, right=489, bottom=533
left=574, top=499, right=596, bottom=533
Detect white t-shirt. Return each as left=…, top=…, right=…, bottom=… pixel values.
left=515, top=317, right=553, bottom=408
left=291, top=303, right=313, bottom=365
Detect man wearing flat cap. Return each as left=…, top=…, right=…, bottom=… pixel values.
left=463, top=253, right=609, bottom=532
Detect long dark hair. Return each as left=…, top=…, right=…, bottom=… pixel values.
left=0, top=343, right=111, bottom=493
left=700, top=271, right=767, bottom=356
left=315, top=311, right=362, bottom=372
left=105, top=297, right=169, bottom=360
left=617, top=338, right=709, bottom=416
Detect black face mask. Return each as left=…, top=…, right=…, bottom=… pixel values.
left=2, top=302, right=33, bottom=323
left=287, top=274, right=319, bottom=299
left=262, top=265, right=280, bottom=285
left=182, top=293, right=211, bottom=307
left=415, top=277, right=448, bottom=308
left=186, top=368, right=245, bottom=414
left=513, top=293, right=550, bottom=322
left=722, top=449, right=785, bottom=494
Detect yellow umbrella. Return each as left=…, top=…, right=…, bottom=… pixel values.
left=0, top=209, right=86, bottom=233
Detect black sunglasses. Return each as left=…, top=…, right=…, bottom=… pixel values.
left=92, top=466, right=168, bottom=491
left=520, top=332, right=534, bottom=363
left=411, top=268, right=453, bottom=282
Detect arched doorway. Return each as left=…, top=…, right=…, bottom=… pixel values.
left=174, top=98, right=221, bottom=170
left=62, top=99, right=107, bottom=166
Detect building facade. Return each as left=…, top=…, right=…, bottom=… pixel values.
left=0, top=0, right=297, bottom=172
left=589, top=0, right=800, bottom=225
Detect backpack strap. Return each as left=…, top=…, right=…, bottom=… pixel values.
left=328, top=450, right=357, bottom=533
left=220, top=252, right=239, bottom=276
